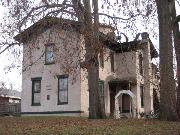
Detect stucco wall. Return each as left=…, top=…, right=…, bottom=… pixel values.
left=21, top=27, right=82, bottom=114
left=115, top=51, right=137, bottom=80
left=80, top=47, right=116, bottom=116
left=136, top=41, right=154, bottom=115
left=80, top=41, right=155, bottom=117
left=21, top=23, right=156, bottom=117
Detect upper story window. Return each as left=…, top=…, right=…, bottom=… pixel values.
left=58, top=75, right=68, bottom=105
left=110, top=52, right=114, bottom=72
left=31, top=77, right=41, bottom=106
left=99, top=49, right=104, bottom=68
left=140, top=84, right=144, bottom=108
left=45, top=43, right=55, bottom=64
left=139, top=53, right=143, bottom=75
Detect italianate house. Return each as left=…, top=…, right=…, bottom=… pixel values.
left=14, top=17, right=159, bottom=118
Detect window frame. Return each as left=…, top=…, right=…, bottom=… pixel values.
left=140, top=84, right=144, bottom=108
left=110, top=52, right=115, bottom=72
left=99, top=49, right=104, bottom=68
left=57, top=75, right=68, bottom=105
left=31, top=77, right=42, bottom=106
left=45, top=43, right=55, bottom=65
left=98, top=80, right=105, bottom=97
left=139, top=52, right=143, bottom=75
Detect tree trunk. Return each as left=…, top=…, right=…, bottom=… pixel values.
left=82, top=0, right=106, bottom=119
left=171, top=0, right=180, bottom=120
left=92, top=0, right=106, bottom=118
left=156, top=0, right=178, bottom=121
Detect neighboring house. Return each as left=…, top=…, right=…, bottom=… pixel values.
left=0, top=87, right=21, bottom=98
left=0, top=96, right=21, bottom=104
left=14, top=17, right=159, bottom=117
left=0, top=86, right=21, bottom=115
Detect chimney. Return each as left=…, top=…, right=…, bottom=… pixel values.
left=141, top=32, right=149, bottom=40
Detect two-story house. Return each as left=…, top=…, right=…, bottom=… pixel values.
left=14, top=17, right=158, bottom=117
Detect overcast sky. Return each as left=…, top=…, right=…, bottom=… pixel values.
left=0, top=5, right=22, bottom=91
left=0, top=1, right=179, bottom=92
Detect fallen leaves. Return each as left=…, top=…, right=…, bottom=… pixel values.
left=0, top=117, right=179, bottom=135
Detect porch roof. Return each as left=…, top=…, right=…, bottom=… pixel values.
left=108, top=78, right=137, bottom=85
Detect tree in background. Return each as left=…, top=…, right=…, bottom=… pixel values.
left=171, top=0, right=180, bottom=119
left=155, top=0, right=178, bottom=120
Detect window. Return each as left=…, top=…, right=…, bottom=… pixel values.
left=58, top=75, right=68, bottom=105
left=45, top=43, right=55, bottom=64
left=140, top=85, right=144, bottom=108
left=99, top=80, right=105, bottom=107
left=110, top=52, right=114, bottom=72
left=99, top=80, right=104, bottom=98
left=99, top=50, right=104, bottom=68
left=32, top=77, right=41, bottom=106
left=139, top=53, right=143, bottom=75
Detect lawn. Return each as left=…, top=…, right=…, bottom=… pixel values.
left=0, top=117, right=180, bottom=135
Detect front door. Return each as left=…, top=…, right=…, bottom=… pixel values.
left=122, top=94, right=130, bottom=113
left=109, top=84, right=117, bottom=114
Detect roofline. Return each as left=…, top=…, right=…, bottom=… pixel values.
left=103, top=38, right=158, bottom=58
left=14, top=17, right=115, bottom=44
left=14, top=17, right=82, bottom=43
left=0, top=95, right=21, bottom=100
left=14, top=17, right=158, bottom=58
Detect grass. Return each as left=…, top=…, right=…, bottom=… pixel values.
left=0, top=117, right=180, bottom=135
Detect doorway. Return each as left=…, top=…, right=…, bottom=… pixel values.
left=122, top=94, right=131, bottom=113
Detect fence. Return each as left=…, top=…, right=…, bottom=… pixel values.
left=0, top=103, right=21, bottom=116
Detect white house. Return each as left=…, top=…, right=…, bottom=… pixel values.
left=14, top=17, right=159, bottom=117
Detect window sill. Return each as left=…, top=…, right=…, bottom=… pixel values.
left=31, top=103, right=41, bottom=106
left=44, top=62, right=55, bottom=65
left=58, top=102, right=68, bottom=105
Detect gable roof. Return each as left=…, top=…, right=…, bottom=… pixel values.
left=14, top=17, right=115, bottom=43
left=14, top=17, right=82, bottom=43
left=14, top=17, right=158, bottom=58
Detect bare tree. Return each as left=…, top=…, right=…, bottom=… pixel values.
left=1, top=0, right=179, bottom=120
left=155, top=0, right=178, bottom=121
left=171, top=0, right=180, bottom=119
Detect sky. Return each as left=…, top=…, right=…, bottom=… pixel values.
left=0, top=1, right=179, bottom=92
left=0, top=5, right=22, bottom=91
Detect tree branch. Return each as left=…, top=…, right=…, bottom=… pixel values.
left=18, top=3, right=74, bottom=31
left=0, top=42, right=20, bottom=54
left=98, top=13, right=147, bottom=21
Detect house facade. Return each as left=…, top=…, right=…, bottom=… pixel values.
left=14, top=17, right=159, bottom=117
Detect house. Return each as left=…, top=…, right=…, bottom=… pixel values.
left=0, top=96, right=21, bottom=104
left=0, top=86, right=21, bottom=115
left=14, top=17, right=159, bottom=117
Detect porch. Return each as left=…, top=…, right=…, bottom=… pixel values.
left=108, top=78, right=137, bottom=118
